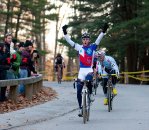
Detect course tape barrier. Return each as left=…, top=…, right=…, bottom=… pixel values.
left=40, top=70, right=149, bottom=81
left=127, top=75, right=149, bottom=81
left=120, top=70, right=149, bottom=81
left=120, top=70, right=149, bottom=74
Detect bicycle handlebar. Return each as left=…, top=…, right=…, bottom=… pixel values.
left=100, top=74, right=117, bottom=76
left=99, top=74, right=119, bottom=78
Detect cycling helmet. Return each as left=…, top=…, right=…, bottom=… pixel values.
left=57, top=53, right=61, bottom=57
left=81, top=32, right=90, bottom=39
left=96, top=50, right=105, bottom=57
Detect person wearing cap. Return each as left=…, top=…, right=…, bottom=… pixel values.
left=96, top=50, right=119, bottom=105
left=17, top=42, right=29, bottom=94
left=62, top=23, right=109, bottom=117
left=24, top=40, right=37, bottom=77
left=25, top=39, right=39, bottom=74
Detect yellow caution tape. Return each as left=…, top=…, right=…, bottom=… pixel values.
left=121, top=70, right=149, bottom=74
left=127, top=75, right=149, bottom=81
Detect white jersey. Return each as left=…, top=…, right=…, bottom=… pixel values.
left=96, top=55, right=119, bottom=78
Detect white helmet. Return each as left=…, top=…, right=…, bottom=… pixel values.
left=96, top=50, right=105, bottom=57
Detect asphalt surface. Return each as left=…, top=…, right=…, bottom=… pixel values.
left=0, top=81, right=149, bottom=130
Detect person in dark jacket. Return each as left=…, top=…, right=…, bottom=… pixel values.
left=4, top=33, right=16, bottom=79
left=18, top=42, right=29, bottom=94
left=0, top=43, right=10, bottom=101
left=24, top=40, right=37, bottom=76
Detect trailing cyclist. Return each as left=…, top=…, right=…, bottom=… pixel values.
left=96, top=50, right=119, bottom=105
left=54, top=53, right=65, bottom=79
left=62, top=23, right=109, bottom=117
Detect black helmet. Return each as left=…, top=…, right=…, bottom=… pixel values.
left=57, top=53, right=61, bottom=57
left=81, top=32, right=90, bottom=39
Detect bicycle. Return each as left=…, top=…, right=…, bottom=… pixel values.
left=74, top=73, right=93, bottom=124
left=57, top=64, right=62, bottom=84
left=82, top=80, right=92, bottom=123
left=101, top=74, right=117, bottom=112
left=93, top=73, right=100, bottom=95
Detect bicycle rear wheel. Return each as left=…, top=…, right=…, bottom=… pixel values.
left=58, top=73, right=61, bottom=84
left=82, top=92, right=87, bottom=124
left=57, top=66, right=62, bottom=84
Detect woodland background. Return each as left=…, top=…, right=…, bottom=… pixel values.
left=0, top=0, right=148, bottom=84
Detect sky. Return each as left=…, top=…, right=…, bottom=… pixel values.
left=45, top=1, right=72, bottom=60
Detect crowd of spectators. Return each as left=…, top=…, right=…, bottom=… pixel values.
left=0, top=33, right=39, bottom=102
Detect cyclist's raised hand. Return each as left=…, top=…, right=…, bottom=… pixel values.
left=62, top=25, right=68, bottom=35
left=102, top=23, right=109, bottom=33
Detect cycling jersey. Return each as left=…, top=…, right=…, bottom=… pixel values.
left=96, top=55, right=119, bottom=77
left=64, top=32, right=104, bottom=69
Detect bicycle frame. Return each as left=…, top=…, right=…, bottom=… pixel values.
left=73, top=79, right=91, bottom=124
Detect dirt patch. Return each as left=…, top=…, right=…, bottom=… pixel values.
left=0, top=87, right=57, bottom=114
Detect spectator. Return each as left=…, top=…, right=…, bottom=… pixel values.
left=24, top=40, right=37, bottom=76
left=4, top=33, right=16, bottom=79
left=0, top=43, right=10, bottom=101
left=10, top=41, right=21, bottom=78
left=18, top=42, right=29, bottom=94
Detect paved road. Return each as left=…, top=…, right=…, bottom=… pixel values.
left=0, top=81, right=149, bottom=130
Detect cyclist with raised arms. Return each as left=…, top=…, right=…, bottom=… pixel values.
left=62, top=23, right=109, bottom=116
left=96, top=50, right=119, bottom=105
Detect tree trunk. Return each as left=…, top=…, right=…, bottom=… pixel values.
left=5, top=0, right=11, bottom=34
left=15, top=4, right=23, bottom=39
left=120, top=57, right=125, bottom=83
left=53, top=16, right=59, bottom=81
left=42, top=17, right=46, bottom=73
left=67, top=57, right=73, bottom=76
left=126, top=43, right=139, bottom=84
left=138, top=47, right=149, bottom=85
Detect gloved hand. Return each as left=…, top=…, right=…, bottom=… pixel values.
left=116, top=71, right=120, bottom=78
left=11, top=54, right=17, bottom=62
left=12, top=54, right=17, bottom=60
left=62, top=25, right=68, bottom=35
left=22, top=57, right=28, bottom=63
left=102, top=23, right=109, bottom=33
left=6, top=57, right=11, bottom=64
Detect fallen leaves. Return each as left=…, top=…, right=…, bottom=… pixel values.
left=0, top=87, right=57, bottom=114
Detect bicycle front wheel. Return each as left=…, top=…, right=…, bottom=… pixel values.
left=86, top=93, right=91, bottom=121
left=82, top=92, right=87, bottom=124
left=107, top=86, right=112, bottom=112
left=95, top=79, right=98, bottom=95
